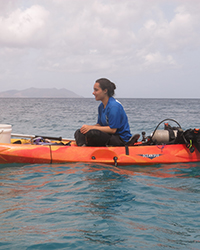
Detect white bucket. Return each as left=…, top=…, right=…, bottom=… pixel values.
left=0, top=124, right=12, bottom=143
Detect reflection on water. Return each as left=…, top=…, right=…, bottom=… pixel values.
left=0, top=163, right=200, bottom=249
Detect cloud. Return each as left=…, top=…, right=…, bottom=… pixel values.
left=1, top=1, right=200, bottom=68
left=39, top=0, right=200, bottom=73
left=0, top=5, right=49, bottom=47
left=0, top=0, right=200, bottom=97
left=168, top=5, right=200, bottom=50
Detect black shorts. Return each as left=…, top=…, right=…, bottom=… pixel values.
left=74, top=129, right=125, bottom=146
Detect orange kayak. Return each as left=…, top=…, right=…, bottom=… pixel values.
left=0, top=139, right=200, bottom=166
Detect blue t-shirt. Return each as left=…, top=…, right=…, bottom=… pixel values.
left=97, top=97, right=132, bottom=142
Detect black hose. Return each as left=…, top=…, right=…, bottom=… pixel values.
left=151, top=118, right=182, bottom=138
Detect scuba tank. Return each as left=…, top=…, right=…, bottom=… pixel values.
left=151, top=129, right=178, bottom=143
left=150, top=119, right=182, bottom=144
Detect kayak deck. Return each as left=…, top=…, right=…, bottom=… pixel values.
left=0, top=138, right=199, bottom=166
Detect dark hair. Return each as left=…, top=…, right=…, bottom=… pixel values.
left=96, top=78, right=116, bottom=97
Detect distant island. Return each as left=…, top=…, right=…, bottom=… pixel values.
left=0, top=87, right=82, bottom=98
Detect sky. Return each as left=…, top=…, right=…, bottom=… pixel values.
left=0, top=0, right=200, bottom=98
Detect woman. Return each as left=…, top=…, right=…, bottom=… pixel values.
left=74, top=78, right=134, bottom=146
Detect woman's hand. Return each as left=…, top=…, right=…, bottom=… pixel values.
left=80, top=125, right=94, bottom=134
left=80, top=124, right=117, bottom=134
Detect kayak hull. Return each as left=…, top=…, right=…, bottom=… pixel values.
left=0, top=142, right=199, bottom=166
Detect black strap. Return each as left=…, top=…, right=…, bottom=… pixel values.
left=49, top=145, right=53, bottom=164
left=125, top=145, right=129, bottom=155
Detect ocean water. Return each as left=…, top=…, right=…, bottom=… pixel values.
left=0, top=98, right=200, bottom=249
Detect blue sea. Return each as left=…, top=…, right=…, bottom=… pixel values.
left=0, top=98, right=200, bottom=250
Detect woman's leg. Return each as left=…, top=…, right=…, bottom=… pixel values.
left=75, top=129, right=125, bottom=146
left=74, top=129, right=86, bottom=146
left=107, top=134, right=125, bottom=146
left=85, top=129, right=111, bottom=146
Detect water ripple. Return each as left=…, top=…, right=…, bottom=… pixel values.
left=0, top=163, right=200, bottom=249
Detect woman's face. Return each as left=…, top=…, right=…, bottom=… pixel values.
left=93, top=82, right=107, bottom=101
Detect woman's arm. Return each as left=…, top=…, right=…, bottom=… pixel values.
left=80, top=124, right=116, bottom=134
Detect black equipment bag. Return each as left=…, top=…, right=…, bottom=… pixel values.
left=182, top=128, right=200, bottom=152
